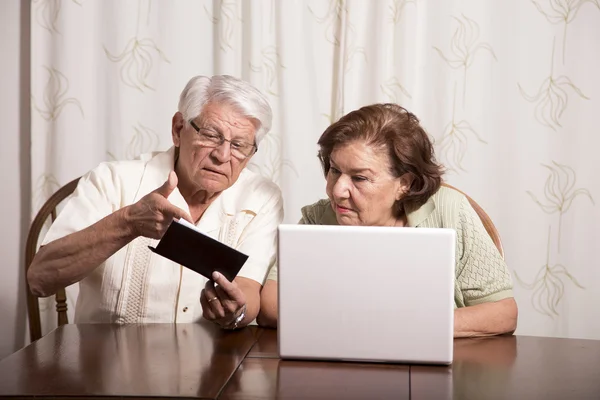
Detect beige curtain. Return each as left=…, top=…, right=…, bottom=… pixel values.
left=30, top=0, right=599, bottom=339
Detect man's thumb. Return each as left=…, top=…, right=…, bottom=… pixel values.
left=154, top=171, right=178, bottom=198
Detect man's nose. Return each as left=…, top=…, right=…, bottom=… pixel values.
left=211, top=141, right=231, bottom=163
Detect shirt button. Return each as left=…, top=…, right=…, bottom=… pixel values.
left=183, top=307, right=188, bottom=312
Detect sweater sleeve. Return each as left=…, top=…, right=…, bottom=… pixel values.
left=455, top=196, right=514, bottom=307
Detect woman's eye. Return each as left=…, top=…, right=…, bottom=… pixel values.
left=352, top=176, right=367, bottom=182
left=330, top=168, right=341, bottom=175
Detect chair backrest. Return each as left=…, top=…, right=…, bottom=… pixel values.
left=25, top=177, right=81, bottom=342
left=441, top=183, right=504, bottom=258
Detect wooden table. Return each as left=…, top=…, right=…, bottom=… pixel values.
left=1, top=324, right=599, bottom=399
left=222, top=329, right=600, bottom=400
left=0, top=323, right=260, bottom=399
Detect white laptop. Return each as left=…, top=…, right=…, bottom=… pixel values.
left=277, top=224, right=455, bottom=365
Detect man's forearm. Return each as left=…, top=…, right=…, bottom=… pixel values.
left=454, top=298, right=518, bottom=338
left=27, top=207, right=137, bottom=297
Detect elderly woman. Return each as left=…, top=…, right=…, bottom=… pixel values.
left=258, top=103, right=517, bottom=337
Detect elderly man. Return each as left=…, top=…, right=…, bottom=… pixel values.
left=28, top=75, right=283, bottom=330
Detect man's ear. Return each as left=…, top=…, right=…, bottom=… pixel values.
left=396, top=172, right=414, bottom=201
left=172, top=112, right=185, bottom=147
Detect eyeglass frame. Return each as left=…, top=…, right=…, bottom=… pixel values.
left=188, top=119, right=258, bottom=159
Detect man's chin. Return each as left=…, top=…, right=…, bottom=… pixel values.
left=197, top=176, right=230, bottom=193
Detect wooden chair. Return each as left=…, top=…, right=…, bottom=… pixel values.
left=25, top=177, right=81, bottom=342
left=442, top=183, right=504, bottom=258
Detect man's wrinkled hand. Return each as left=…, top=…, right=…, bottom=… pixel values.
left=200, top=271, right=246, bottom=328
left=124, top=171, right=194, bottom=239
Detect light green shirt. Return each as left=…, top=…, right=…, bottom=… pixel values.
left=267, top=186, right=514, bottom=308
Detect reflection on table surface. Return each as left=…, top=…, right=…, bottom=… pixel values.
left=225, top=331, right=600, bottom=400
left=413, top=334, right=600, bottom=399
left=0, top=322, right=258, bottom=398
left=1, top=325, right=599, bottom=399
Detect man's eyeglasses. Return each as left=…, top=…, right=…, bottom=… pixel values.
left=189, top=120, right=258, bottom=160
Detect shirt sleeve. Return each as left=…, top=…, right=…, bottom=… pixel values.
left=235, top=186, right=284, bottom=285
left=266, top=263, right=278, bottom=281
left=456, top=196, right=514, bottom=306
left=41, top=163, right=123, bottom=246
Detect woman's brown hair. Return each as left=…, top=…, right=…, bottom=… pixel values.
left=317, top=103, right=444, bottom=213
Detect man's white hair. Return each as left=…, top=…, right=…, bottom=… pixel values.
left=178, top=75, right=273, bottom=145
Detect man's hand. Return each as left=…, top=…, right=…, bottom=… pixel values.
left=200, top=271, right=247, bottom=328
left=27, top=172, right=193, bottom=297
left=124, top=171, right=194, bottom=239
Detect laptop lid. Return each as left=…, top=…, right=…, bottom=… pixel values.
left=277, top=224, right=455, bottom=365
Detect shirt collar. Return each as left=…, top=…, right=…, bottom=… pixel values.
left=405, top=197, right=435, bottom=227
left=218, top=168, right=257, bottom=216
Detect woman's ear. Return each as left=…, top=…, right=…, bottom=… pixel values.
left=396, top=173, right=414, bottom=201
left=172, top=112, right=185, bottom=147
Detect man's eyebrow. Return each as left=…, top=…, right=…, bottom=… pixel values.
left=198, top=123, right=223, bottom=135
left=199, top=122, right=253, bottom=143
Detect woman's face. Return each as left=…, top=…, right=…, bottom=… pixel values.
left=326, top=140, right=410, bottom=227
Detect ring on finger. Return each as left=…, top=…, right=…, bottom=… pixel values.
left=207, top=296, right=219, bottom=303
